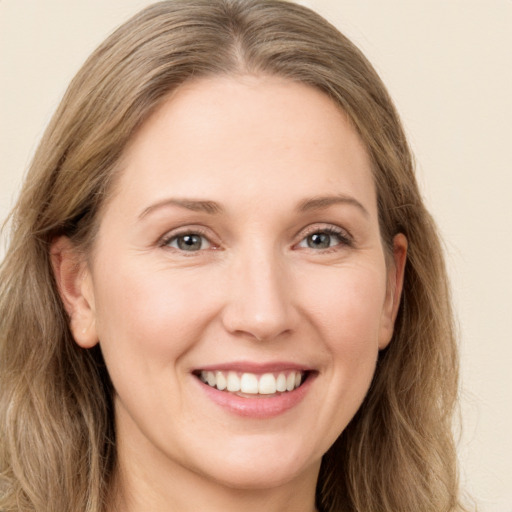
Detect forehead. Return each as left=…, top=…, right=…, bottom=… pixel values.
left=110, top=75, right=376, bottom=219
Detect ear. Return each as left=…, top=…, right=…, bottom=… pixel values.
left=378, top=233, right=407, bottom=350
left=50, top=236, right=98, bottom=348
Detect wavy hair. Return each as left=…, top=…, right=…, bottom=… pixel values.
left=0, top=1, right=466, bottom=510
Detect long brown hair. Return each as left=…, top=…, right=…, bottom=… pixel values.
left=0, top=1, right=466, bottom=510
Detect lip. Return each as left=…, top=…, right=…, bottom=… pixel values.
left=192, top=361, right=317, bottom=419
left=195, top=361, right=316, bottom=374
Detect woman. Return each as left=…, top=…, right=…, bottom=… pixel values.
left=0, top=1, right=466, bottom=510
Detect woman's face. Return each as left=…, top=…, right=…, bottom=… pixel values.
left=69, top=76, right=405, bottom=491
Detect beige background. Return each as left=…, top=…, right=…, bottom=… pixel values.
left=1, top=1, right=511, bottom=509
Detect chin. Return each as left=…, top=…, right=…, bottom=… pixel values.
left=191, top=438, right=320, bottom=491
left=207, top=462, right=313, bottom=491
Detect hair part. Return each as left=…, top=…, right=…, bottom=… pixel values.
left=1, top=1, right=466, bottom=510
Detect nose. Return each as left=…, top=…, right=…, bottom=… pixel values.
left=221, top=247, right=298, bottom=342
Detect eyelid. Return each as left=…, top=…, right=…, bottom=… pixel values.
left=294, top=223, right=353, bottom=249
left=158, top=225, right=219, bottom=250
left=156, top=222, right=352, bottom=252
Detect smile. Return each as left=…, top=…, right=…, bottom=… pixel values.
left=193, top=363, right=315, bottom=418
left=198, top=370, right=305, bottom=395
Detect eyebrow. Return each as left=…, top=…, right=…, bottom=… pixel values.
left=297, top=194, right=369, bottom=217
left=138, top=193, right=369, bottom=220
left=138, top=198, right=224, bottom=219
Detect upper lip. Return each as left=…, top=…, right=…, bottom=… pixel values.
left=193, top=361, right=316, bottom=374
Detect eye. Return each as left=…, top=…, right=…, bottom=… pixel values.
left=163, top=232, right=212, bottom=252
left=297, top=227, right=350, bottom=250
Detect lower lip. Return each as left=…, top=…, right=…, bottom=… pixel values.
left=194, top=374, right=315, bottom=419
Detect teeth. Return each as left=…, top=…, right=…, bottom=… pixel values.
left=227, top=371, right=241, bottom=392
left=276, top=373, right=287, bottom=392
left=286, top=372, right=296, bottom=391
left=258, top=373, right=277, bottom=394
left=199, top=370, right=305, bottom=395
left=240, top=373, right=259, bottom=393
left=216, top=371, right=227, bottom=391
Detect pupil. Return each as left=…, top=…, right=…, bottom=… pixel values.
left=178, top=234, right=202, bottom=251
left=308, top=233, right=330, bottom=249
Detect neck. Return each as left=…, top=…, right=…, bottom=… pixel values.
left=111, top=472, right=319, bottom=512
left=109, top=412, right=320, bottom=512
left=110, top=453, right=319, bottom=512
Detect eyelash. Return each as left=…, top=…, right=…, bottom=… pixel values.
left=159, top=227, right=216, bottom=253
left=158, top=224, right=352, bottom=254
left=296, top=225, right=353, bottom=252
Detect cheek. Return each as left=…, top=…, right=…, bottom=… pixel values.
left=302, top=263, right=387, bottom=349
left=291, top=264, right=388, bottom=445
left=91, top=261, right=217, bottom=372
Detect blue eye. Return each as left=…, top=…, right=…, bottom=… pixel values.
left=298, top=228, right=349, bottom=250
left=165, top=233, right=211, bottom=252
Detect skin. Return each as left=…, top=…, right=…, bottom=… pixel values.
left=52, top=75, right=406, bottom=512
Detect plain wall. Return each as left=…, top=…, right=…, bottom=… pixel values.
left=1, top=1, right=511, bottom=510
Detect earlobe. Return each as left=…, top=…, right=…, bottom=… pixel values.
left=50, top=236, right=98, bottom=348
left=378, top=233, right=408, bottom=349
